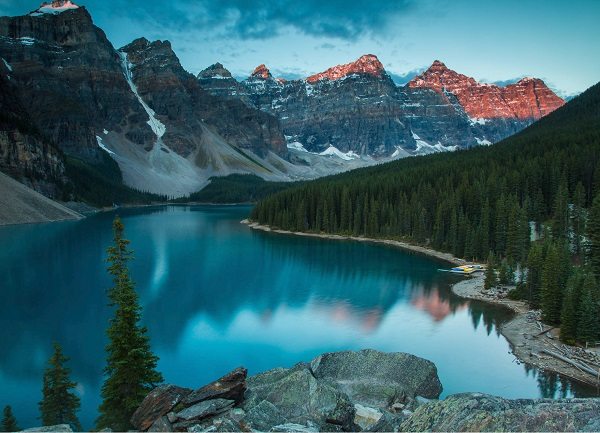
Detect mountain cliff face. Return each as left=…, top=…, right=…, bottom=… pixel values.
left=0, top=1, right=290, bottom=197
left=0, top=65, right=67, bottom=198
left=198, top=56, right=564, bottom=159
left=408, top=60, right=565, bottom=120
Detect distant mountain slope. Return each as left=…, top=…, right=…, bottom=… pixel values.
left=251, top=81, right=600, bottom=262
left=0, top=171, right=82, bottom=225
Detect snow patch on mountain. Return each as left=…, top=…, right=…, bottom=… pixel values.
left=2, top=58, right=12, bottom=72
left=319, top=145, right=360, bottom=161
left=412, top=131, right=457, bottom=155
left=287, top=142, right=309, bottom=153
left=118, top=50, right=166, bottom=141
left=475, top=137, right=492, bottom=146
left=96, top=135, right=115, bottom=155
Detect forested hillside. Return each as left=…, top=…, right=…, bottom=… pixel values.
left=252, top=82, right=600, bottom=262
left=252, top=82, right=600, bottom=344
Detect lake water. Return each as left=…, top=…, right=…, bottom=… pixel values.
left=0, top=205, right=596, bottom=429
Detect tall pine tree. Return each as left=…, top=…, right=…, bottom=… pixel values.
left=1, top=406, right=19, bottom=432
left=97, top=217, right=163, bottom=431
left=577, top=272, right=599, bottom=344
left=541, top=244, right=563, bottom=325
left=587, top=194, right=600, bottom=278
left=39, top=343, right=81, bottom=430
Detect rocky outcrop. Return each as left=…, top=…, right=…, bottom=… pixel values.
left=400, top=393, right=600, bottom=432
left=130, top=350, right=600, bottom=432
left=131, top=385, right=193, bottom=431
left=408, top=60, right=565, bottom=120
left=130, top=350, right=443, bottom=432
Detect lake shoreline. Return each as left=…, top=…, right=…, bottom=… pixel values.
left=242, top=220, right=466, bottom=266
left=451, top=275, right=600, bottom=390
left=243, top=219, right=600, bottom=390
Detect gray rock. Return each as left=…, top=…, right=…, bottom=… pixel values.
left=176, top=399, right=235, bottom=422
left=324, top=398, right=357, bottom=431
left=131, top=384, right=192, bottom=430
left=243, top=400, right=288, bottom=431
left=310, top=349, right=442, bottom=408
left=182, top=368, right=247, bottom=407
left=21, top=426, right=73, bottom=432
left=353, top=404, right=383, bottom=431
left=149, top=415, right=173, bottom=432
left=400, top=393, right=600, bottom=432
left=244, top=363, right=346, bottom=426
left=269, top=423, right=319, bottom=432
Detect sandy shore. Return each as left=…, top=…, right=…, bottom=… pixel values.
left=242, top=220, right=466, bottom=266
left=244, top=220, right=600, bottom=390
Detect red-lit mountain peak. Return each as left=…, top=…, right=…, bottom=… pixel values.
left=306, top=54, right=386, bottom=83
left=250, top=64, right=273, bottom=80
left=408, top=60, right=564, bottom=120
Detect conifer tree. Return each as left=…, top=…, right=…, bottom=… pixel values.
left=541, top=244, right=563, bottom=324
left=572, top=182, right=586, bottom=257
left=560, top=282, right=579, bottom=344
left=39, top=343, right=81, bottom=430
left=97, top=217, right=163, bottom=431
left=498, top=259, right=514, bottom=285
left=587, top=194, right=600, bottom=278
left=484, top=252, right=497, bottom=290
left=1, top=406, right=19, bottom=432
left=577, top=272, right=599, bottom=344
left=525, top=242, right=544, bottom=308
left=552, top=179, right=570, bottom=240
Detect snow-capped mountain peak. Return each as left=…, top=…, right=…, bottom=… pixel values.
left=30, top=0, right=80, bottom=16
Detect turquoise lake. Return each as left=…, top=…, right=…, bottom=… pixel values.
left=0, top=205, right=596, bottom=429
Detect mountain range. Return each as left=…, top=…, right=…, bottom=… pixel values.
left=0, top=0, right=565, bottom=202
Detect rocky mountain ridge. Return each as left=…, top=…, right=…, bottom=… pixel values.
left=198, top=56, right=564, bottom=160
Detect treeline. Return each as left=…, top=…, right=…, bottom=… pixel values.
left=65, top=154, right=169, bottom=207
left=251, top=82, right=600, bottom=344
left=173, top=174, right=297, bottom=204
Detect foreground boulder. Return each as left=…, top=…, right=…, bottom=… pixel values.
left=182, top=367, right=247, bottom=407
left=311, top=350, right=443, bottom=405
left=400, top=393, right=600, bottom=432
left=131, top=385, right=193, bottom=430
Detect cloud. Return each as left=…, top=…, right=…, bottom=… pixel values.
left=76, top=0, right=415, bottom=41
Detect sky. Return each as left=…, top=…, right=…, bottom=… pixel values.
left=1, top=0, right=599, bottom=95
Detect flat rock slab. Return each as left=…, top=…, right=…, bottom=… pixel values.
left=131, top=384, right=193, bottom=430
left=310, top=349, right=442, bottom=407
left=176, top=399, right=235, bottom=422
left=400, top=393, right=600, bottom=432
left=183, top=367, right=247, bottom=407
